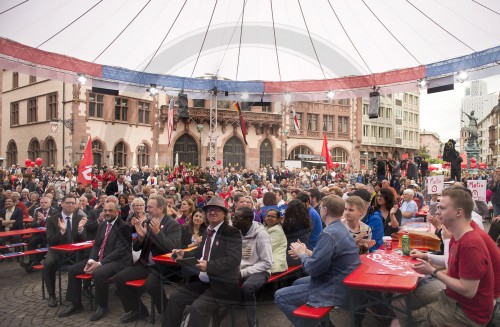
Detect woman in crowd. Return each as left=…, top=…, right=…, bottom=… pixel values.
left=264, top=208, right=288, bottom=274
left=373, top=187, right=402, bottom=236
left=118, top=194, right=130, bottom=221
left=176, top=198, right=195, bottom=225
left=64, top=170, right=77, bottom=189
left=282, top=199, right=311, bottom=266
left=181, top=209, right=207, bottom=249
left=126, top=197, right=146, bottom=226
left=343, top=195, right=375, bottom=254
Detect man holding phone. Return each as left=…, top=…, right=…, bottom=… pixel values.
left=58, top=201, right=131, bottom=321
left=43, top=195, right=87, bottom=307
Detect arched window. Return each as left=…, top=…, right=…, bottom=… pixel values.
left=6, top=140, right=17, bottom=167
left=259, top=138, right=273, bottom=167
left=45, top=138, right=57, bottom=167
left=330, top=147, right=348, bottom=164
left=288, top=146, right=312, bottom=160
left=28, top=139, right=40, bottom=161
left=113, top=141, right=128, bottom=167
left=223, top=136, right=245, bottom=170
left=137, top=143, right=150, bottom=168
left=174, top=134, right=199, bottom=166
left=92, top=140, right=105, bottom=168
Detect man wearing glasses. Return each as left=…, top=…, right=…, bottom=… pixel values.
left=44, top=195, right=87, bottom=307
left=164, top=196, right=242, bottom=327
left=115, top=194, right=181, bottom=323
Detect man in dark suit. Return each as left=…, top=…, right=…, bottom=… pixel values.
left=115, top=194, right=181, bottom=323
left=0, top=198, right=24, bottom=251
left=58, top=201, right=132, bottom=321
left=163, top=196, right=242, bottom=327
left=43, top=195, right=87, bottom=307
left=105, top=174, right=130, bottom=196
left=20, top=196, right=57, bottom=271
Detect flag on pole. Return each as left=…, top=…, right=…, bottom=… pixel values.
left=77, top=137, right=93, bottom=186
left=167, top=98, right=174, bottom=147
left=233, top=102, right=248, bottom=145
left=291, top=105, right=300, bottom=134
left=321, top=134, right=334, bottom=170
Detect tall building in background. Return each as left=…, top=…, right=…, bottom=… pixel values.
left=461, top=80, right=497, bottom=127
left=419, top=131, right=442, bottom=159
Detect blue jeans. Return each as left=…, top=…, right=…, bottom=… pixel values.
left=274, top=277, right=318, bottom=327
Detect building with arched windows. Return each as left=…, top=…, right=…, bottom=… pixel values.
left=1, top=70, right=419, bottom=170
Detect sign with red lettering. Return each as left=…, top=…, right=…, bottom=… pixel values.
left=365, top=251, right=424, bottom=277
left=467, top=180, right=487, bottom=201
left=426, top=175, right=444, bottom=194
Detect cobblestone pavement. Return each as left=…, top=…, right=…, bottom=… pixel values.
left=0, top=258, right=391, bottom=327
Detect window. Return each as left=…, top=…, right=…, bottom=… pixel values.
left=138, top=101, right=150, bottom=124
left=113, top=141, right=128, bottom=167
left=371, top=126, right=377, bottom=138
left=115, top=97, right=128, bottom=121
left=395, top=108, right=402, bottom=119
left=378, top=127, right=384, bottom=138
left=323, top=115, right=334, bottom=132
left=403, top=130, right=408, bottom=141
left=192, top=99, right=205, bottom=108
left=386, top=128, right=391, bottom=139
left=330, top=147, right=348, bottom=164
left=379, top=107, right=385, bottom=118
left=92, top=140, right=104, bottom=168
left=338, top=116, right=348, bottom=133
left=415, top=114, right=419, bottom=123
left=288, top=146, right=312, bottom=160
left=396, top=128, right=402, bottom=138
left=261, top=105, right=271, bottom=112
left=10, top=102, right=19, bottom=126
left=137, top=144, right=150, bottom=167
left=307, top=113, right=318, bottom=131
left=89, top=93, right=104, bottom=118
left=362, top=104, right=368, bottom=116
left=45, top=138, right=57, bottom=167
left=28, top=139, right=40, bottom=161
left=6, top=140, right=17, bottom=167
left=338, top=99, right=349, bottom=105
left=217, top=101, right=230, bottom=109
left=363, top=125, right=369, bottom=137
left=414, top=96, right=418, bottom=105
left=47, top=93, right=58, bottom=120
left=29, top=75, right=36, bottom=84
left=290, top=112, right=302, bottom=132
left=12, top=72, right=19, bottom=88
left=386, top=107, right=392, bottom=119
left=404, top=94, right=408, bottom=103
left=403, top=111, right=408, bottom=122
left=240, top=102, right=251, bottom=111
left=27, top=97, right=38, bottom=123
left=409, top=131, right=413, bottom=142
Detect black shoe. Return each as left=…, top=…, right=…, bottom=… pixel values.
left=120, top=310, right=149, bottom=323
left=48, top=295, right=57, bottom=308
left=58, top=303, right=84, bottom=317
left=90, top=306, right=109, bottom=321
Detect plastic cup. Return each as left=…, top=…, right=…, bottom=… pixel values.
left=383, top=236, right=392, bottom=251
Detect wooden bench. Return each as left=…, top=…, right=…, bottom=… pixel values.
left=293, top=304, right=334, bottom=326
left=125, top=279, right=155, bottom=324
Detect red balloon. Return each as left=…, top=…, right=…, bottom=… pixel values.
left=30, top=162, right=35, bottom=167
left=35, top=158, right=43, bottom=166
left=216, top=160, right=221, bottom=165
left=335, top=162, right=340, bottom=168
left=470, top=163, right=477, bottom=169
left=471, top=157, right=477, bottom=163
left=25, top=159, right=31, bottom=166
left=437, top=155, right=441, bottom=159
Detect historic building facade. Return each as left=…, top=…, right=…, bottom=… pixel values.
left=420, top=131, right=442, bottom=159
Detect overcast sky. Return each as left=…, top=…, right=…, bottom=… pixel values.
left=420, top=75, right=500, bottom=141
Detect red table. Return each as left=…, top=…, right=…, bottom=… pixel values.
left=0, top=227, right=46, bottom=239
left=51, top=241, right=94, bottom=304
left=23, top=217, right=34, bottom=227
left=344, top=252, right=419, bottom=326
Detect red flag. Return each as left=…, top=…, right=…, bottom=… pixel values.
left=234, top=102, right=248, bottom=145
left=77, top=137, right=93, bottom=186
left=321, top=134, right=334, bottom=170
left=167, top=98, right=174, bottom=147
left=401, top=153, right=409, bottom=160
left=291, top=105, right=300, bottom=134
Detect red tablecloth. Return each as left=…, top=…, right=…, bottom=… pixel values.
left=50, top=241, right=94, bottom=252
left=0, top=227, right=45, bottom=238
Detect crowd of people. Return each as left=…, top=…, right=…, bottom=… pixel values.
left=0, top=160, right=499, bottom=326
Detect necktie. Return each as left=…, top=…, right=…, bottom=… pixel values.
left=41, top=211, right=47, bottom=227
left=98, top=223, right=112, bottom=262
left=202, top=229, right=215, bottom=261
left=66, top=217, right=72, bottom=243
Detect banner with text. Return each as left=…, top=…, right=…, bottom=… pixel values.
left=467, top=180, right=487, bottom=202
left=426, top=175, right=444, bottom=194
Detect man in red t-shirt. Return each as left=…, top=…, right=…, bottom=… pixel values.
left=411, top=187, right=494, bottom=326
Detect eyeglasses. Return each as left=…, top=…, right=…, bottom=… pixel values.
left=206, top=207, right=223, bottom=213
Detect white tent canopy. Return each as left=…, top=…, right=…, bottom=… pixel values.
left=0, top=0, right=499, bottom=92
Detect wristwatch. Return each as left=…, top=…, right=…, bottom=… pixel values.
left=431, top=268, right=440, bottom=279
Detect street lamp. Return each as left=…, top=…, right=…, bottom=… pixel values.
left=79, top=138, right=86, bottom=151
left=283, top=129, right=289, bottom=161
left=364, top=151, right=369, bottom=170
left=197, top=124, right=204, bottom=167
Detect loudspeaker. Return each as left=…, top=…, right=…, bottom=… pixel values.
left=178, top=93, right=189, bottom=120
left=368, top=90, right=380, bottom=119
